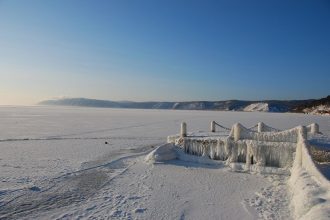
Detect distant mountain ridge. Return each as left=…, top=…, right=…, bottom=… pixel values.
left=38, top=96, right=330, bottom=113
left=293, top=95, right=330, bottom=115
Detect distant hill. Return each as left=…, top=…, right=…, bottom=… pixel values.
left=293, top=95, right=330, bottom=115
left=38, top=97, right=329, bottom=114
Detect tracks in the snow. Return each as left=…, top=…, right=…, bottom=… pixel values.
left=0, top=146, right=156, bottom=219
left=0, top=136, right=161, bottom=143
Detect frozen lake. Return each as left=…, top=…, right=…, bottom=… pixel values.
left=0, top=106, right=329, bottom=219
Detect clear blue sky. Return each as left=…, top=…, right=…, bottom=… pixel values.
left=0, top=0, right=329, bottom=105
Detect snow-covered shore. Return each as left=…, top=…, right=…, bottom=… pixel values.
left=0, top=106, right=329, bottom=219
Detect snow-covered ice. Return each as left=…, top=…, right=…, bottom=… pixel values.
left=0, top=106, right=329, bottom=219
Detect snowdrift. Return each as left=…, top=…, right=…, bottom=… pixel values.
left=145, top=143, right=177, bottom=163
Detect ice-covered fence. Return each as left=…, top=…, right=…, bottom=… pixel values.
left=230, top=123, right=303, bottom=143
left=294, top=129, right=330, bottom=187
left=289, top=126, right=330, bottom=219
left=255, top=122, right=319, bottom=134
left=168, top=122, right=323, bottom=169
left=245, top=140, right=296, bottom=168
left=257, top=122, right=281, bottom=132
left=179, top=137, right=296, bottom=168
left=211, top=121, right=231, bottom=132
left=212, top=121, right=279, bottom=133
left=211, top=121, right=319, bottom=135
left=182, top=138, right=229, bottom=161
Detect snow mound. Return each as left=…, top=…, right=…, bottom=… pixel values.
left=244, top=103, right=269, bottom=112
left=145, top=143, right=177, bottom=163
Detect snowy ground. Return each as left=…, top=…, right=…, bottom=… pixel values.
left=0, top=106, right=329, bottom=219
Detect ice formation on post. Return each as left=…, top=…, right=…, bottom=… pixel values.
left=211, top=121, right=216, bottom=132
left=180, top=122, right=187, bottom=137
left=306, top=123, right=320, bottom=134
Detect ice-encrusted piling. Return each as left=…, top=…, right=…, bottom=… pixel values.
left=180, top=122, right=187, bottom=137
left=306, top=123, right=321, bottom=134
left=233, top=123, right=242, bottom=141
left=211, top=121, right=216, bottom=132
left=294, top=126, right=307, bottom=167
left=301, top=125, right=307, bottom=140
left=310, top=123, right=319, bottom=134
left=257, top=122, right=265, bottom=132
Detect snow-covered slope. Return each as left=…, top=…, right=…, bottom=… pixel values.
left=294, top=95, right=330, bottom=115
left=243, top=102, right=269, bottom=112
left=303, top=105, right=330, bottom=115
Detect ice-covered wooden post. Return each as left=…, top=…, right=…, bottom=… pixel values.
left=311, top=123, right=319, bottom=134
left=257, top=122, right=264, bottom=133
left=302, top=125, right=307, bottom=140
left=211, top=121, right=216, bottom=132
left=233, top=123, right=241, bottom=141
left=246, top=144, right=252, bottom=167
left=298, top=125, right=307, bottom=141
left=296, top=126, right=307, bottom=167
left=180, top=122, right=187, bottom=137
